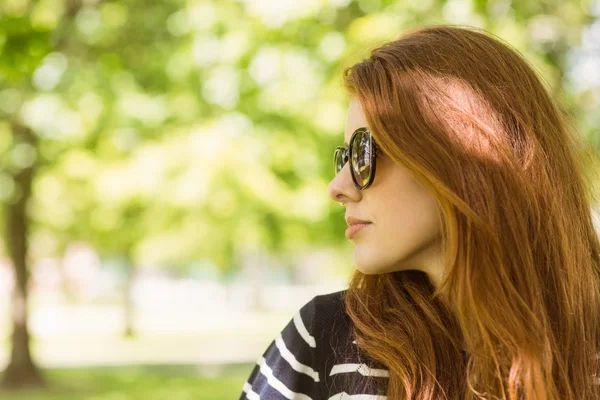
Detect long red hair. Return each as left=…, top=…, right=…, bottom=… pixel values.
left=341, top=24, right=600, bottom=399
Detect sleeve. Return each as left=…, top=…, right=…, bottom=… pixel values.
left=239, top=296, right=322, bottom=400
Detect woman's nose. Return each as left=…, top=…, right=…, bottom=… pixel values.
left=328, top=163, right=358, bottom=204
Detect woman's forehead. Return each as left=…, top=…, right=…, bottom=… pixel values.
left=345, top=97, right=368, bottom=144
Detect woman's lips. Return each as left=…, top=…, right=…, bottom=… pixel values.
left=345, top=223, right=372, bottom=239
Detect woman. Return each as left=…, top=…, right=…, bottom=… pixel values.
left=239, top=24, right=600, bottom=399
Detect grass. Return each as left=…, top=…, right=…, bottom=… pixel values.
left=0, top=363, right=255, bottom=400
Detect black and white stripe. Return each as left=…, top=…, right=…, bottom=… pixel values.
left=240, top=298, right=322, bottom=399
left=239, top=290, right=389, bottom=399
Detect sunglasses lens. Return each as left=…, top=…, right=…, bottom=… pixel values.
left=351, top=129, right=373, bottom=187
left=334, top=148, right=345, bottom=175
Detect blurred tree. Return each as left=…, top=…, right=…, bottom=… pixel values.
left=0, top=3, right=53, bottom=388
left=2, top=121, right=44, bottom=389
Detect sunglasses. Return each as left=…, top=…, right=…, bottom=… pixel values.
left=333, top=127, right=382, bottom=190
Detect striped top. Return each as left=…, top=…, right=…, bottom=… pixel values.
left=239, top=289, right=600, bottom=399
left=239, top=289, right=389, bottom=400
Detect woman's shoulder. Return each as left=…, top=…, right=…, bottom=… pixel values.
left=309, top=289, right=390, bottom=398
left=304, top=289, right=352, bottom=340
left=295, top=289, right=355, bottom=362
left=311, top=289, right=348, bottom=316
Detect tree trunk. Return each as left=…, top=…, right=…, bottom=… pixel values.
left=1, top=123, right=45, bottom=389
left=124, top=253, right=136, bottom=338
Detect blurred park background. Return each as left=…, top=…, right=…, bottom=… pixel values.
left=1, top=0, right=600, bottom=399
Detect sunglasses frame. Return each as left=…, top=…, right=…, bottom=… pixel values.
left=334, top=127, right=382, bottom=190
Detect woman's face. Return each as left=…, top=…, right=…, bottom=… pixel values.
left=328, top=96, right=445, bottom=288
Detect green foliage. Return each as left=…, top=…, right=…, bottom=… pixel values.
left=0, top=15, right=51, bottom=83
